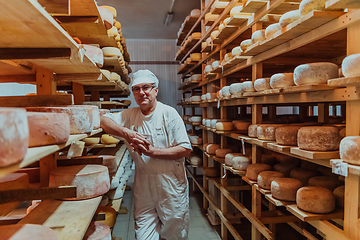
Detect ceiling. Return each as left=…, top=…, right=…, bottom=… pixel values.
left=96, top=0, right=200, bottom=39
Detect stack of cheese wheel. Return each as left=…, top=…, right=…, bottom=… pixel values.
left=0, top=108, right=29, bottom=167
left=296, top=186, right=336, bottom=213
left=99, top=155, right=118, bottom=174
left=298, top=126, right=340, bottom=151
left=83, top=221, right=111, bottom=240
left=232, top=156, right=251, bottom=170
left=189, top=154, right=202, bottom=166
left=246, top=163, right=272, bottom=181
left=271, top=178, right=303, bottom=201
left=225, top=153, right=243, bottom=166
left=206, top=144, right=220, bottom=155
left=232, top=120, right=251, bottom=131
left=248, top=124, right=259, bottom=137
left=49, top=164, right=110, bottom=200
left=257, top=124, right=280, bottom=140
left=275, top=126, right=302, bottom=146
left=308, top=176, right=343, bottom=191
left=258, top=171, right=284, bottom=189
left=290, top=168, right=319, bottom=186
left=82, top=44, right=104, bottom=68
left=273, top=162, right=298, bottom=177
left=340, top=136, right=360, bottom=165
left=27, top=112, right=70, bottom=147
left=294, top=62, right=338, bottom=86
left=342, top=53, right=360, bottom=78
left=279, top=10, right=301, bottom=28
left=215, top=148, right=233, bottom=158
left=0, top=224, right=57, bottom=240
left=26, top=105, right=97, bottom=134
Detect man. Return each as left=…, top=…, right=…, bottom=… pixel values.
left=100, top=69, right=191, bottom=240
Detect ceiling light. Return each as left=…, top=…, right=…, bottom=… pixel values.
left=164, top=12, right=174, bottom=26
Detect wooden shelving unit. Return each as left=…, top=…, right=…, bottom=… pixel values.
left=177, top=0, right=360, bottom=239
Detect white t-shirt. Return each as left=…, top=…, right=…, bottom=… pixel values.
left=104, top=101, right=192, bottom=173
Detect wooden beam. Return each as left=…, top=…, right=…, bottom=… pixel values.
left=55, top=16, right=98, bottom=23
left=0, top=95, right=73, bottom=107
left=72, top=82, right=85, bottom=104
left=36, top=67, right=56, bottom=95
left=37, top=0, right=69, bottom=15
left=91, top=90, right=100, bottom=101
left=57, top=156, right=103, bottom=166
left=0, top=48, right=71, bottom=60
left=54, top=73, right=102, bottom=81
left=260, top=215, right=299, bottom=224
left=40, top=154, right=56, bottom=187
left=0, top=186, right=76, bottom=204
left=0, top=74, right=36, bottom=83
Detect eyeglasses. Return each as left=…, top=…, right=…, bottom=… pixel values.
left=132, top=85, right=154, bottom=94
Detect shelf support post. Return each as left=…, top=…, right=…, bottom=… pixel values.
left=72, top=82, right=85, bottom=105
left=36, top=67, right=56, bottom=95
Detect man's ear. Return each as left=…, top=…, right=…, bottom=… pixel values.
left=154, top=87, right=159, bottom=96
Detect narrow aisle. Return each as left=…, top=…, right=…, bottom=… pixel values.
left=112, top=170, right=221, bottom=240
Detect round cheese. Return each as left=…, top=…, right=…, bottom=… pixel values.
left=242, top=81, right=255, bottom=92
left=204, top=65, right=213, bottom=73
left=202, top=42, right=208, bottom=49
left=240, top=39, right=253, bottom=51
left=0, top=108, right=28, bottom=167
left=299, top=0, right=327, bottom=16
left=98, top=7, right=114, bottom=30
left=206, top=144, right=221, bottom=155
left=279, top=10, right=301, bottom=28
left=265, top=23, right=281, bottom=39
left=232, top=156, right=251, bottom=170
left=215, top=148, right=233, bottom=158
left=211, top=30, right=219, bottom=40
left=246, top=163, right=272, bottom=181
left=110, top=72, right=120, bottom=82
left=229, top=83, right=243, bottom=95
left=100, top=5, right=116, bottom=19
left=27, top=112, right=70, bottom=147
left=107, top=26, right=118, bottom=37
left=212, top=1, right=229, bottom=9
left=296, top=186, right=336, bottom=213
left=273, top=163, right=298, bottom=177
left=189, top=135, right=202, bottom=145
left=257, top=124, right=280, bottom=140
left=230, top=6, right=242, bottom=17
left=298, top=126, right=340, bottom=151
left=205, top=167, right=219, bottom=177
left=248, top=124, right=259, bottom=137
left=83, top=221, right=111, bottom=240
left=231, top=46, right=242, bottom=56
left=308, top=176, right=343, bottom=191
left=294, top=62, right=338, bottom=86
left=114, top=20, right=121, bottom=30
left=225, top=153, right=243, bottom=166
left=340, top=136, right=360, bottom=165
left=221, top=86, right=231, bottom=97
left=270, top=73, right=295, bottom=89
left=252, top=30, right=266, bottom=43
left=219, top=23, right=225, bottom=31
left=275, top=126, right=301, bottom=146
left=223, top=17, right=231, bottom=25
left=82, top=44, right=104, bottom=68
left=205, top=119, right=212, bottom=127
left=210, top=119, right=218, bottom=129
left=205, top=13, right=219, bottom=22
left=100, top=155, right=117, bottom=174
left=203, top=143, right=211, bottom=152
left=191, top=53, right=202, bottom=61
left=290, top=168, right=319, bottom=186
left=342, top=53, right=360, bottom=78
left=191, top=116, right=202, bottom=123
left=258, top=171, right=284, bottom=190
left=232, top=120, right=251, bottom=131
left=254, top=78, right=271, bottom=91
left=189, top=155, right=202, bottom=166
left=224, top=53, right=233, bottom=62
left=201, top=94, right=207, bottom=101
left=190, top=96, right=201, bottom=102
left=212, top=61, right=220, bottom=69
left=191, top=74, right=202, bottom=81
left=271, top=178, right=303, bottom=201
left=333, top=185, right=344, bottom=208
left=215, top=122, right=233, bottom=131
left=92, top=107, right=101, bottom=130
left=190, top=9, right=201, bottom=17
left=102, top=47, right=121, bottom=57
left=101, top=69, right=111, bottom=79
left=0, top=224, right=57, bottom=240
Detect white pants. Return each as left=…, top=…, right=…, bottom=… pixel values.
left=133, top=160, right=189, bottom=240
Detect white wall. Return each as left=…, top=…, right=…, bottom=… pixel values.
left=0, top=83, right=36, bottom=96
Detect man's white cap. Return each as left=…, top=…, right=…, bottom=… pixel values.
left=130, top=69, right=159, bottom=88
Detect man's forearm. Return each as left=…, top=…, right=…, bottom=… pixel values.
left=100, top=116, right=127, bottom=139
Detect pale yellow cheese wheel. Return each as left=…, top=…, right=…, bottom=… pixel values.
left=251, top=30, right=266, bottom=43
left=101, top=134, right=120, bottom=144
left=258, top=171, right=284, bottom=190
left=279, top=10, right=301, bottom=28
left=265, top=23, right=281, bottom=39
left=102, top=47, right=121, bottom=57
left=254, top=78, right=271, bottom=91
left=82, top=137, right=100, bottom=145
left=270, top=73, right=294, bottom=89
left=232, top=156, right=251, bottom=170
left=240, top=39, right=252, bottom=51
left=296, top=186, right=336, bottom=213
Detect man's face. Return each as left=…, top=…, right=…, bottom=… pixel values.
left=132, top=83, right=158, bottom=107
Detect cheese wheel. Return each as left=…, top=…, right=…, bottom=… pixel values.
left=82, top=44, right=104, bottom=68
left=232, top=120, right=251, bottom=131
left=190, top=9, right=201, bottom=17
left=91, top=106, right=100, bottom=130
left=219, top=23, right=225, bottom=31
left=205, top=119, right=212, bottom=127
left=114, top=20, right=121, bottom=30
left=100, top=5, right=116, bottom=19
left=49, top=165, right=110, bottom=200
left=202, top=42, right=208, bottom=49
left=215, top=148, right=233, bottom=158
left=99, top=155, right=117, bottom=174
left=248, top=124, right=259, bottom=137
left=296, top=186, right=336, bottom=213
left=299, top=0, right=327, bottom=16
left=232, top=156, right=251, bottom=170
left=231, top=46, right=242, bottom=56
left=258, top=171, right=284, bottom=190
left=242, top=81, right=255, bottom=92
left=342, top=53, right=360, bottom=78
left=212, top=61, right=220, bottom=69
left=294, top=62, right=338, bottom=86
left=290, top=168, right=319, bottom=186
left=308, top=176, right=343, bottom=191
left=210, top=119, right=218, bottom=129
left=270, top=73, right=295, bottom=89
left=201, top=94, right=207, bottom=101
left=275, top=126, right=302, bottom=146
left=229, top=83, right=243, bottom=95
left=107, top=26, right=118, bottom=37
left=230, top=6, right=242, bottom=17
left=254, top=78, right=271, bottom=91
left=252, top=30, right=266, bottom=43
left=221, top=86, right=231, bottom=97
left=205, top=13, right=219, bottom=22
left=206, top=144, right=221, bottom=154
left=27, top=112, right=70, bottom=147
left=205, top=167, right=219, bottom=177
left=204, top=65, right=213, bottom=73
left=101, top=69, right=111, bottom=79
left=333, top=185, right=345, bottom=208
left=191, top=74, right=202, bottom=81
left=298, top=126, right=340, bottom=151
left=189, top=135, right=202, bottom=145
left=0, top=108, right=28, bottom=167
left=340, top=136, right=360, bottom=165
left=83, top=221, right=111, bottom=240
left=279, top=10, right=301, bottom=28
left=0, top=224, right=57, bottom=240
left=191, top=53, right=202, bottom=61
left=190, top=96, right=201, bottom=102
left=203, top=143, right=211, bottom=152
left=271, top=178, right=303, bottom=201
left=225, top=153, right=243, bottom=166
left=98, top=7, right=114, bottom=30
left=189, top=155, right=202, bottom=166
left=102, top=47, right=121, bottom=57
left=224, top=52, right=233, bottom=62
left=211, top=30, right=220, bottom=40
left=273, top=163, right=298, bottom=177
left=26, top=105, right=95, bottom=134
left=265, top=23, right=281, bottom=39
left=246, top=163, right=272, bottom=181
left=215, top=122, right=233, bottom=131
left=240, top=39, right=253, bottom=51
left=257, top=124, right=280, bottom=140
left=190, top=116, right=202, bottom=123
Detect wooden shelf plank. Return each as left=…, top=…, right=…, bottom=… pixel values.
left=286, top=204, right=344, bottom=221
left=242, top=176, right=256, bottom=185
left=228, top=14, right=252, bottom=26
left=290, top=147, right=340, bottom=160
left=267, top=142, right=293, bottom=153
left=223, top=164, right=246, bottom=176
left=19, top=196, right=101, bottom=240
left=252, top=138, right=274, bottom=147
left=103, top=57, right=130, bottom=84
left=176, top=16, right=200, bottom=46
left=328, top=76, right=360, bottom=87
left=0, top=129, right=103, bottom=178
left=242, top=0, right=269, bottom=13
left=265, top=194, right=294, bottom=207
left=326, top=0, right=360, bottom=9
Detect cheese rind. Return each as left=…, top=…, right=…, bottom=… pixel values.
left=254, top=78, right=271, bottom=91
left=342, top=53, right=360, bottom=78
left=232, top=156, right=251, bottom=170
left=333, top=185, right=345, bottom=207
left=257, top=124, right=280, bottom=140
left=215, top=122, right=233, bottom=131
left=215, top=148, right=233, bottom=158
left=340, top=136, right=360, bottom=165
left=251, top=30, right=266, bottom=43
left=271, top=178, right=303, bottom=201
left=231, top=46, right=242, bottom=56
left=270, top=73, right=294, bottom=89
left=229, top=83, right=242, bottom=95
left=82, top=44, right=104, bottom=68
left=225, top=153, right=243, bottom=166
left=0, top=224, right=57, bottom=240
left=275, top=126, right=301, bottom=146
left=294, top=62, right=338, bottom=86
left=298, top=126, right=340, bottom=151
left=296, top=186, right=336, bottom=213
left=279, top=10, right=301, bottom=28
left=206, top=144, right=221, bottom=155
left=246, top=163, right=272, bottom=181
left=265, top=23, right=281, bottom=39
left=232, top=120, right=251, bottom=131
left=258, top=171, right=284, bottom=190
left=242, top=81, right=255, bottom=92
left=273, top=163, right=297, bottom=177
left=248, top=124, right=259, bottom=137
left=240, top=39, right=253, bottom=51
left=299, top=0, right=327, bottom=16
left=83, top=221, right=111, bottom=240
